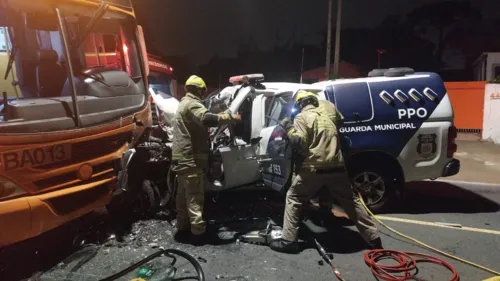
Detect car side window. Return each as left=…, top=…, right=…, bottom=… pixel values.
left=266, top=92, right=293, bottom=127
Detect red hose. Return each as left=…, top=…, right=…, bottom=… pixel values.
left=363, top=249, right=460, bottom=281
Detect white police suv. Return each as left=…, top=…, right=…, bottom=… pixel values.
left=309, top=68, right=459, bottom=211
left=163, top=69, right=459, bottom=213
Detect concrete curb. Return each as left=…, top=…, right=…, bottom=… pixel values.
left=428, top=179, right=500, bottom=187
left=421, top=179, right=500, bottom=192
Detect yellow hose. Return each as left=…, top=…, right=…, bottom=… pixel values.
left=358, top=192, right=500, bottom=278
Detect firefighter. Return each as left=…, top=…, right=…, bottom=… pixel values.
left=171, top=75, right=241, bottom=245
left=269, top=91, right=382, bottom=254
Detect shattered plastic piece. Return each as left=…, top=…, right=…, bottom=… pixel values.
left=216, top=274, right=225, bottom=279
left=270, top=229, right=282, bottom=240
left=137, top=266, right=155, bottom=278
left=197, top=257, right=207, bottom=263
left=318, top=260, right=324, bottom=266
left=148, top=243, right=159, bottom=248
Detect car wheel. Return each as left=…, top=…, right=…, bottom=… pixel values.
left=164, top=166, right=178, bottom=211
left=142, top=180, right=161, bottom=215
left=350, top=165, right=399, bottom=214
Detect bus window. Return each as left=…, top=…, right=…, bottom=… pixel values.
left=0, top=27, right=7, bottom=51
left=83, top=33, right=123, bottom=71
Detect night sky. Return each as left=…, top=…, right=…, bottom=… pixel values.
left=133, top=0, right=500, bottom=65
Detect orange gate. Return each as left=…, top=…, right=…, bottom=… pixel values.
left=444, top=81, right=487, bottom=132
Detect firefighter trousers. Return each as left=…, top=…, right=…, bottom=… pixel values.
left=282, top=170, right=379, bottom=243
left=175, top=168, right=206, bottom=235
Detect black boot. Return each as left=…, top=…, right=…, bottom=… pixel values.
left=190, top=232, right=211, bottom=246
left=269, top=239, right=300, bottom=254
left=173, top=229, right=191, bottom=243
left=368, top=237, right=383, bottom=249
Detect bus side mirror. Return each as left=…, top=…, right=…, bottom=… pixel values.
left=137, top=25, right=149, bottom=77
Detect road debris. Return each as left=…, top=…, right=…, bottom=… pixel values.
left=148, top=243, right=159, bottom=248
left=434, top=222, right=463, bottom=228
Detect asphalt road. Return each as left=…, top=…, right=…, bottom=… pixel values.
left=1, top=180, right=500, bottom=281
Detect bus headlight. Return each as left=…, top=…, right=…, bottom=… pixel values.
left=0, top=176, right=26, bottom=200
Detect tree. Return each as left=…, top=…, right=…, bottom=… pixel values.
left=406, top=0, right=482, bottom=65
left=446, top=18, right=500, bottom=66
left=372, top=15, right=439, bottom=71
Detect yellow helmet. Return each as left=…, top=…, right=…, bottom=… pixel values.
left=294, top=90, right=318, bottom=105
left=184, top=75, right=207, bottom=90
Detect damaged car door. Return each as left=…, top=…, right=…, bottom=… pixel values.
left=209, top=85, right=263, bottom=190
left=257, top=91, right=295, bottom=192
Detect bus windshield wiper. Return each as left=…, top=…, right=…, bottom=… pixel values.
left=76, top=2, right=109, bottom=47
left=3, top=28, right=17, bottom=80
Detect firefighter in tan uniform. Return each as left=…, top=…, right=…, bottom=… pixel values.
left=269, top=91, right=381, bottom=254
left=171, top=75, right=240, bottom=245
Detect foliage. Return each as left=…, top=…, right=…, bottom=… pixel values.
left=143, top=0, right=500, bottom=87
left=405, top=0, right=482, bottom=65
left=490, top=76, right=500, bottom=84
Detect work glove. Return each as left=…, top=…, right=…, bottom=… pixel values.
left=279, top=117, right=293, bottom=132
left=231, top=114, right=242, bottom=121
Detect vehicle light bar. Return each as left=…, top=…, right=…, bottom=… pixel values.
left=229, top=73, right=265, bottom=85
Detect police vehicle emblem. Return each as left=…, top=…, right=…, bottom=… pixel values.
left=417, top=134, right=437, bottom=158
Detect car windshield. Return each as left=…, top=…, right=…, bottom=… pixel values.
left=0, top=3, right=146, bottom=134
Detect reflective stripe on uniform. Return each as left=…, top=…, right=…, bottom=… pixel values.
left=302, top=161, right=342, bottom=168
left=172, top=153, right=209, bottom=160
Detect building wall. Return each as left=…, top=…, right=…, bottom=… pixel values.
left=445, top=81, right=487, bottom=132
left=486, top=53, right=500, bottom=81
left=473, top=53, right=500, bottom=81
left=483, top=84, right=500, bottom=144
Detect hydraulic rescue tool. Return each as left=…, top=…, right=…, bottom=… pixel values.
left=314, top=239, right=346, bottom=281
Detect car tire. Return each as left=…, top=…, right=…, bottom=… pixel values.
left=349, top=163, right=401, bottom=214
left=164, top=166, right=178, bottom=211
left=106, top=194, right=126, bottom=218
left=141, top=180, right=160, bottom=214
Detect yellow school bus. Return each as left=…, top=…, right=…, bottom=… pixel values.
left=0, top=0, right=152, bottom=247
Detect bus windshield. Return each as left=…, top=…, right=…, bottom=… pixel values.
left=0, top=1, right=146, bottom=134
